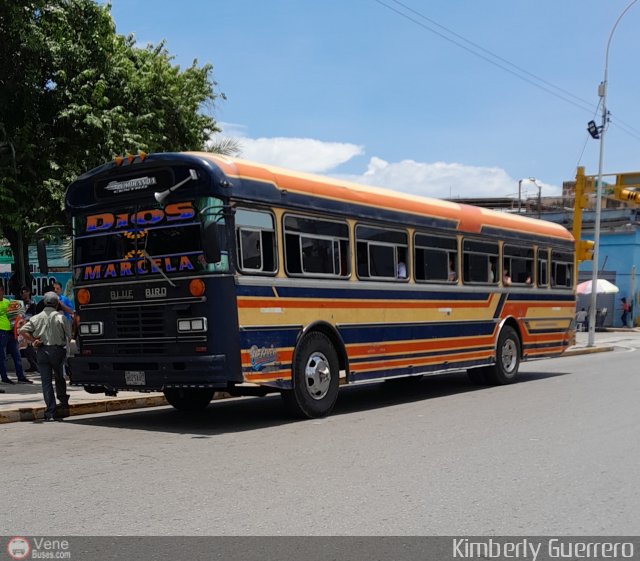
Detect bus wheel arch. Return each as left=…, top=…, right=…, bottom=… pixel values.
left=282, top=326, right=342, bottom=418
left=297, top=321, right=349, bottom=378
left=499, top=317, right=524, bottom=359
left=484, top=320, right=522, bottom=385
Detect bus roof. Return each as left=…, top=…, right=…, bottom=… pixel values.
left=190, top=152, right=573, bottom=243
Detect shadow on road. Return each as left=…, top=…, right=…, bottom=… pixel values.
left=69, top=369, right=570, bottom=435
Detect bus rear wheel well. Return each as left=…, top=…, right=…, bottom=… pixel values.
left=500, top=317, right=523, bottom=358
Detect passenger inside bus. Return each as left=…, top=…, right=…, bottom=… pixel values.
left=448, top=258, right=457, bottom=282
left=397, top=261, right=407, bottom=279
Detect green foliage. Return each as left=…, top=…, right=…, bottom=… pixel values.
left=0, top=0, right=221, bottom=249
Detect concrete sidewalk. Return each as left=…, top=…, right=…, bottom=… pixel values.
left=2, top=330, right=632, bottom=424
left=0, top=374, right=168, bottom=424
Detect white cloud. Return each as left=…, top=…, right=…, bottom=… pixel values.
left=238, top=137, right=364, bottom=174
left=339, top=158, right=560, bottom=200
left=211, top=124, right=363, bottom=174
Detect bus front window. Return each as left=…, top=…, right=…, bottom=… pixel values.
left=72, top=197, right=228, bottom=283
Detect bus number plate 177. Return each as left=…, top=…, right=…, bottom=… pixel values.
left=125, top=371, right=146, bottom=386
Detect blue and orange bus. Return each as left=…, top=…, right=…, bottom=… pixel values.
left=58, top=152, right=576, bottom=417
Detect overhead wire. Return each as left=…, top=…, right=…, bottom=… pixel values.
left=373, top=0, right=596, bottom=114
left=386, top=0, right=597, bottom=112
left=374, top=0, right=640, bottom=147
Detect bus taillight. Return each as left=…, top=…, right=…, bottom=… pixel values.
left=189, top=278, right=205, bottom=297
left=77, top=288, right=91, bottom=305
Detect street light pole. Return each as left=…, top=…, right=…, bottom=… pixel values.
left=535, top=180, right=542, bottom=219
left=518, top=177, right=535, bottom=214
left=587, top=0, right=637, bottom=347
left=518, top=179, right=523, bottom=213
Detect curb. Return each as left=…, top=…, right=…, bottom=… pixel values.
left=0, top=391, right=235, bottom=425
left=0, top=395, right=168, bottom=424
left=562, top=346, right=616, bottom=357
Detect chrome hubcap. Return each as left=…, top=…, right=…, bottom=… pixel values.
left=501, top=339, right=518, bottom=375
left=304, top=352, right=331, bottom=400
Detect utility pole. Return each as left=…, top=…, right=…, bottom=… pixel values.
left=587, top=0, right=638, bottom=346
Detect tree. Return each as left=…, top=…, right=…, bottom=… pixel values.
left=0, top=0, right=224, bottom=294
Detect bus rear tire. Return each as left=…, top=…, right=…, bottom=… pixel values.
left=483, top=326, right=521, bottom=385
left=282, top=332, right=339, bottom=419
left=164, top=388, right=214, bottom=412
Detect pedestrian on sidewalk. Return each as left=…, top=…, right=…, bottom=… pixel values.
left=621, top=297, right=631, bottom=328
left=19, top=286, right=39, bottom=373
left=19, top=291, right=71, bottom=422
left=0, top=285, right=34, bottom=385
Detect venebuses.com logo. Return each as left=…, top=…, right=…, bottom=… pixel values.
left=6, top=536, right=71, bottom=560
left=7, top=537, right=30, bottom=560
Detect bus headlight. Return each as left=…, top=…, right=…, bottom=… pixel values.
left=177, top=317, right=208, bottom=333
left=79, top=322, right=103, bottom=336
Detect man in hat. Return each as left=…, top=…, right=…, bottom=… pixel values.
left=19, top=291, right=71, bottom=422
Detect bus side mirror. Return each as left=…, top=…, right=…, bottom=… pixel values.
left=201, top=222, right=221, bottom=263
left=37, top=239, right=49, bottom=276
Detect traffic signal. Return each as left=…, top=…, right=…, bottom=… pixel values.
left=613, top=172, right=640, bottom=203
left=576, top=239, right=595, bottom=262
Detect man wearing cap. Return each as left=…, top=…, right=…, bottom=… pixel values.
left=19, top=291, right=71, bottom=422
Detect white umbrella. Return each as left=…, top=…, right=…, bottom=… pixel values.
left=576, top=278, right=619, bottom=295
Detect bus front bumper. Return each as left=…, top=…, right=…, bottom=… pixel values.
left=69, top=354, right=232, bottom=392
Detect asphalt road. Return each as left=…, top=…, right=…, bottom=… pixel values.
left=2, top=332, right=639, bottom=536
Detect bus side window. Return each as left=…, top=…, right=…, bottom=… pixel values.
left=356, top=224, right=408, bottom=281
left=283, top=214, right=349, bottom=278
left=235, top=209, right=277, bottom=274
left=537, top=248, right=549, bottom=287
left=551, top=250, right=574, bottom=288
left=414, top=233, right=457, bottom=283
left=462, top=239, right=498, bottom=284
left=503, top=244, right=534, bottom=285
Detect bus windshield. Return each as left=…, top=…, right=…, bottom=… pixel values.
left=72, top=197, right=228, bottom=284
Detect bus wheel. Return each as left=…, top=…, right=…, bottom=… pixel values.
left=484, top=326, right=521, bottom=385
left=282, top=332, right=339, bottom=418
left=163, top=388, right=214, bottom=412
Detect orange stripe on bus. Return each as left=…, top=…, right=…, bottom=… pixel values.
left=237, top=297, right=494, bottom=309
left=349, top=350, right=493, bottom=373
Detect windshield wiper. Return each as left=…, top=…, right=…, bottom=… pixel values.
left=140, top=249, right=177, bottom=288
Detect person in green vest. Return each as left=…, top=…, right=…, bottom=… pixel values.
left=0, top=284, right=34, bottom=385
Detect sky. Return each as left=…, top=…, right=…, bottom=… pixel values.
left=109, top=0, right=640, bottom=202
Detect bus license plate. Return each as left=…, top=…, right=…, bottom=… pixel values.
left=125, top=371, right=146, bottom=386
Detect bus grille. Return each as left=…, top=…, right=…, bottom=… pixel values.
left=115, top=306, right=166, bottom=339
left=115, top=342, right=168, bottom=356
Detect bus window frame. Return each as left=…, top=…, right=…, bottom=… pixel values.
left=462, top=238, right=499, bottom=285
left=283, top=212, right=350, bottom=279
left=551, top=249, right=574, bottom=289
left=503, top=244, right=534, bottom=286
left=537, top=247, right=550, bottom=288
left=355, top=223, right=408, bottom=282
left=414, top=232, right=458, bottom=284
left=234, top=207, right=278, bottom=276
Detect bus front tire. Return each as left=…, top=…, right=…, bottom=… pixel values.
left=282, top=332, right=339, bottom=419
left=483, top=326, right=521, bottom=385
left=163, top=388, right=214, bottom=412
